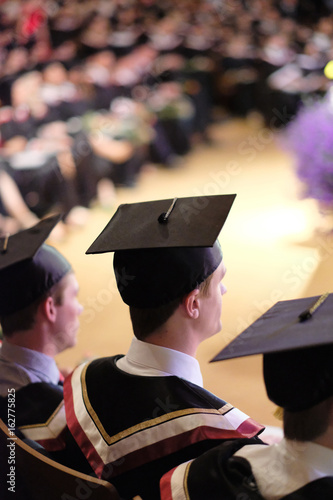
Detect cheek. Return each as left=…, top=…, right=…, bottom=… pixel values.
left=69, top=300, right=81, bottom=317
left=212, top=291, right=222, bottom=317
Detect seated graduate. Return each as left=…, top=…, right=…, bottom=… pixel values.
left=0, top=166, right=40, bottom=234
left=64, top=195, right=264, bottom=500
left=160, top=293, right=333, bottom=500
left=0, top=215, right=83, bottom=453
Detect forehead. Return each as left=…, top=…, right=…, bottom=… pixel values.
left=57, top=271, right=77, bottom=292
left=214, top=260, right=226, bottom=279
left=205, top=261, right=226, bottom=289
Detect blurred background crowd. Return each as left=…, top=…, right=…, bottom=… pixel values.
left=1, top=0, right=333, bottom=239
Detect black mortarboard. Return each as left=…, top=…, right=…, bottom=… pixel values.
left=0, top=215, right=72, bottom=316
left=212, top=294, right=333, bottom=411
left=86, top=195, right=236, bottom=308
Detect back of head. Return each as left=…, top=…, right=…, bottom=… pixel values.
left=263, top=343, right=333, bottom=413
left=114, top=243, right=222, bottom=308
left=264, top=344, right=333, bottom=441
left=129, top=269, right=215, bottom=340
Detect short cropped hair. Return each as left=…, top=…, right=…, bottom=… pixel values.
left=129, top=272, right=214, bottom=341
left=283, top=396, right=333, bottom=441
left=0, top=272, right=71, bottom=336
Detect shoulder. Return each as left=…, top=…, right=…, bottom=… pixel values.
left=8, top=382, right=63, bottom=426
left=183, top=379, right=227, bottom=407
left=0, top=360, right=33, bottom=396
left=161, top=438, right=265, bottom=500
left=281, top=477, right=333, bottom=499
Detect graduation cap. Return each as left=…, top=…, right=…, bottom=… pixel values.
left=212, top=294, right=333, bottom=411
left=86, top=195, right=236, bottom=308
left=0, top=215, right=72, bottom=317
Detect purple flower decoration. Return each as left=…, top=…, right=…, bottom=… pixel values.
left=284, top=93, right=333, bottom=206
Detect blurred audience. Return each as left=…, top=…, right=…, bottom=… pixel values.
left=1, top=0, right=333, bottom=234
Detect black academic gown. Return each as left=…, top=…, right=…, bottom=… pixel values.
left=64, top=355, right=264, bottom=500
left=160, top=438, right=333, bottom=500
left=0, top=382, right=93, bottom=474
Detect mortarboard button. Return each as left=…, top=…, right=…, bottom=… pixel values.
left=157, top=197, right=178, bottom=224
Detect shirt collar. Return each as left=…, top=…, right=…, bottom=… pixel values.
left=238, top=437, right=333, bottom=469
left=236, top=436, right=333, bottom=495
left=0, top=339, right=61, bottom=385
left=285, top=439, right=333, bottom=476
left=119, top=337, right=204, bottom=387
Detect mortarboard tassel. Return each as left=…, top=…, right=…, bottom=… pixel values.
left=274, top=406, right=284, bottom=421
left=1, top=234, right=9, bottom=254
left=298, top=292, right=329, bottom=322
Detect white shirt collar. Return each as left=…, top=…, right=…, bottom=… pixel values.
left=116, top=337, right=204, bottom=387
left=286, top=439, right=333, bottom=476
left=235, top=437, right=333, bottom=499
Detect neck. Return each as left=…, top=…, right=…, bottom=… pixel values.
left=313, top=425, right=333, bottom=450
left=139, top=301, right=205, bottom=357
left=146, top=327, right=199, bottom=358
left=5, top=329, right=57, bottom=358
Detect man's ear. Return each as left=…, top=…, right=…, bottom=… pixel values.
left=42, top=296, right=57, bottom=323
left=182, top=288, right=200, bottom=319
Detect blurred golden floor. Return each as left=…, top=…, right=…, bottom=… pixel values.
left=54, top=117, right=333, bottom=428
